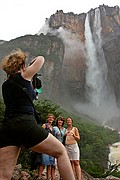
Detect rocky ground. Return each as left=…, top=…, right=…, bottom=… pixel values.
left=12, top=164, right=120, bottom=180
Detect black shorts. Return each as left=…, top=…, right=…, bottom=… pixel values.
left=0, top=114, right=48, bottom=149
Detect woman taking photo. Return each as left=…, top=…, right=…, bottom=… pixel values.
left=0, top=49, right=75, bottom=180
left=64, top=117, right=81, bottom=180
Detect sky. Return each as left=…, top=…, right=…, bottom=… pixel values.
left=0, top=0, right=120, bottom=41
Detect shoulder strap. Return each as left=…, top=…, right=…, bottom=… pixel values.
left=58, top=127, right=63, bottom=137
left=45, top=123, right=53, bottom=133
left=45, top=123, right=48, bottom=129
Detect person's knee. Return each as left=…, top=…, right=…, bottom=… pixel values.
left=54, top=144, right=66, bottom=158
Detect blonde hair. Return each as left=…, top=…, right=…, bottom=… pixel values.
left=47, top=113, right=55, bottom=119
left=1, top=49, right=26, bottom=75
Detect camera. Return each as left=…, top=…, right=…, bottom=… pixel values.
left=32, top=73, right=42, bottom=100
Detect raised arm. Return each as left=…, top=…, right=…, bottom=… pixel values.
left=22, top=56, right=45, bottom=80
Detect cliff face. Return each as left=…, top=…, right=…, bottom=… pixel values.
left=0, top=34, right=65, bottom=104
left=48, top=5, right=120, bottom=108
left=47, top=5, right=120, bottom=126
left=1, top=5, right=120, bottom=125
left=49, top=10, right=86, bottom=42
left=49, top=5, right=120, bottom=42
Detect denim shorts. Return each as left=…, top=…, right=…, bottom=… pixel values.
left=41, top=153, right=55, bottom=166
left=0, top=114, right=48, bottom=148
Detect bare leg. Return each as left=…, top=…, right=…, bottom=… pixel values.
left=32, top=133, right=75, bottom=180
left=51, top=166, right=55, bottom=180
left=71, top=161, right=75, bottom=174
left=38, top=165, right=45, bottom=178
left=47, top=165, right=51, bottom=179
left=73, top=160, right=81, bottom=180
left=0, top=146, right=21, bottom=180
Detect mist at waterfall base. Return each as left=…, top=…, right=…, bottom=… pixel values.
left=74, top=9, right=120, bottom=125
left=39, top=19, right=120, bottom=126
left=58, top=27, right=120, bottom=125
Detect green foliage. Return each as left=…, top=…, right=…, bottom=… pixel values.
left=34, top=99, right=62, bottom=125
left=17, top=99, right=63, bottom=170
left=2, top=34, right=64, bottom=62
left=0, top=98, right=120, bottom=177
left=18, top=146, right=31, bottom=170
left=34, top=100, right=120, bottom=177
left=108, top=171, right=120, bottom=178
left=101, top=164, right=120, bottom=178
left=76, top=120, right=119, bottom=177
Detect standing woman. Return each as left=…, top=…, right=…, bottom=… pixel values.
left=65, top=117, right=81, bottom=180
left=53, top=116, right=66, bottom=144
left=0, top=49, right=75, bottom=180
left=53, top=117, right=66, bottom=180
left=38, top=113, right=55, bottom=180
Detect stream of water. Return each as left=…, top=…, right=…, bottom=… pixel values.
left=108, top=141, right=120, bottom=171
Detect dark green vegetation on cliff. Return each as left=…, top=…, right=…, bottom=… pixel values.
left=1, top=5, right=120, bottom=131
left=0, top=34, right=64, bottom=59
left=1, top=4, right=120, bottom=177
left=0, top=99, right=119, bottom=177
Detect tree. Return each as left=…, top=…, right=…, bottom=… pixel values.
left=34, top=99, right=62, bottom=124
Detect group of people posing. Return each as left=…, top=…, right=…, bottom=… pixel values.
left=36, top=114, right=81, bottom=180
left=0, top=49, right=81, bottom=180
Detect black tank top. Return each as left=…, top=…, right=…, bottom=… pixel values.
left=45, top=123, right=54, bottom=135
left=2, top=73, right=36, bottom=116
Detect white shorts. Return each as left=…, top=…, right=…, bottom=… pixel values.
left=65, top=143, right=80, bottom=160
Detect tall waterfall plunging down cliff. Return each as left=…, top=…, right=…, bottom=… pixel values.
left=85, top=9, right=108, bottom=106
left=74, top=8, right=120, bottom=123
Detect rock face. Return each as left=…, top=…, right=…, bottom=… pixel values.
left=46, top=5, right=120, bottom=125
left=0, top=34, right=65, bottom=104
left=49, top=5, right=120, bottom=42
left=103, top=36, right=120, bottom=107
left=47, top=5, right=120, bottom=106
left=1, top=5, right=120, bottom=125
left=12, top=165, right=120, bottom=180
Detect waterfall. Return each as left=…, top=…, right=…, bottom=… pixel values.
left=85, top=9, right=108, bottom=106
left=82, top=8, right=120, bottom=123
left=108, top=142, right=120, bottom=171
